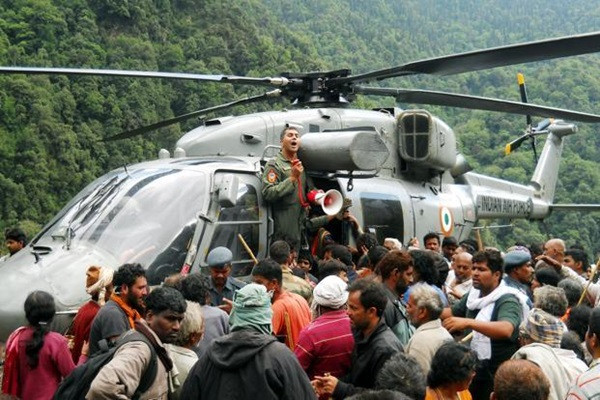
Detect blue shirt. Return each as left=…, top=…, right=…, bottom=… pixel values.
left=208, top=276, right=246, bottom=306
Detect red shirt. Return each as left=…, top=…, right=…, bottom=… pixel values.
left=15, top=327, right=76, bottom=400
left=294, top=309, right=354, bottom=380
left=70, top=300, right=100, bottom=362
left=272, top=290, right=311, bottom=350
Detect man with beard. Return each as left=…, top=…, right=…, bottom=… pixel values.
left=262, top=126, right=333, bottom=250
left=312, top=279, right=403, bottom=399
left=378, top=250, right=415, bottom=346
left=87, top=287, right=186, bottom=399
left=89, top=263, right=148, bottom=356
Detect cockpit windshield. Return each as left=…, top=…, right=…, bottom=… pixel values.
left=35, top=167, right=207, bottom=283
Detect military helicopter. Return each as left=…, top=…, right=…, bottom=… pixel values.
left=1, top=31, right=600, bottom=339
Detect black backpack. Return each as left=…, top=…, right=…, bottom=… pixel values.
left=53, top=330, right=158, bottom=400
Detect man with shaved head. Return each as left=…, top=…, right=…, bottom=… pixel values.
left=538, top=238, right=567, bottom=267
left=538, top=238, right=600, bottom=307
left=445, top=252, right=473, bottom=305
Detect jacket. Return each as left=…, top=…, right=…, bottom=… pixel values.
left=86, top=325, right=170, bottom=400
left=180, top=328, right=316, bottom=400
left=333, top=318, right=403, bottom=399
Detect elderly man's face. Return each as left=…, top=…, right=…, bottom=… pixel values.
left=406, top=294, right=426, bottom=327
left=543, top=241, right=565, bottom=264
left=453, top=253, right=473, bottom=282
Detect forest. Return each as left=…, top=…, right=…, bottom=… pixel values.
left=0, top=0, right=598, bottom=257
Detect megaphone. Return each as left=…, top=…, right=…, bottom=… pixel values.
left=307, top=189, right=344, bottom=215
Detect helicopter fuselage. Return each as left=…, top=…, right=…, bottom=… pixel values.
left=0, top=107, right=572, bottom=340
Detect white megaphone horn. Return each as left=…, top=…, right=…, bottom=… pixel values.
left=312, top=189, right=344, bottom=216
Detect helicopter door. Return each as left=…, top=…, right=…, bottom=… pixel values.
left=200, top=172, right=266, bottom=277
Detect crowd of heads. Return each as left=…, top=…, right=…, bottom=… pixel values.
left=14, top=226, right=600, bottom=400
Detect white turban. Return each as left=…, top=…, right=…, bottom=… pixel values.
left=311, top=275, right=348, bottom=318
left=86, top=266, right=115, bottom=306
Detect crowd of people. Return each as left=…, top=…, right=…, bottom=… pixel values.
left=1, top=127, right=599, bottom=400
left=2, top=231, right=599, bottom=400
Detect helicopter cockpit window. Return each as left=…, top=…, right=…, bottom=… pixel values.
left=35, top=168, right=207, bottom=284
left=360, top=193, right=404, bottom=244
left=209, top=180, right=260, bottom=276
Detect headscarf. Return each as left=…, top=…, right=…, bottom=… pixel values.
left=519, top=308, right=563, bottom=348
left=85, top=265, right=114, bottom=306
left=229, top=283, right=273, bottom=335
left=310, top=275, right=348, bottom=318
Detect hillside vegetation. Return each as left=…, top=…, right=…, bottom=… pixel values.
left=0, top=0, right=598, bottom=256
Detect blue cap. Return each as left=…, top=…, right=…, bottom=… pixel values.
left=207, top=247, right=233, bottom=268
left=504, top=250, right=531, bottom=271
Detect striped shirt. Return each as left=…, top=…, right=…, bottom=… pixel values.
left=566, top=359, right=600, bottom=400
left=294, top=309, right=354, bottom=380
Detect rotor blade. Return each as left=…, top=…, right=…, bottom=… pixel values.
left=103, top=89, right=282, bottom=142
left=355, top=86, right=600, bottom=123
left=0, top=67, right=297, bottom=87
left=550, top=204, right=600, bottom=212
left=330, top=31, right=600, bottom=85
left=517, top=73, right=532, bottom=126
left=505, top=135, right=529, bottom=155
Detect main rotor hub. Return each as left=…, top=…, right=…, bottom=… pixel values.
left=282, top=69, right=354, bottom=106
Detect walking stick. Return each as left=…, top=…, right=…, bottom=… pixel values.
left=237, top=233, right=258, bottom=265
left=576, top=258, right=600, bottom=306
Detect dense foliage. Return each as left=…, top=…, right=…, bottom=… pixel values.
left=0, top=0, right=598, bottom=257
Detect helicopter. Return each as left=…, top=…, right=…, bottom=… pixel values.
left=0, top=31, right=600, bottom=340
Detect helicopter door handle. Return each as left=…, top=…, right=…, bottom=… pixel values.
left=240, top=134, right=262, bottom=144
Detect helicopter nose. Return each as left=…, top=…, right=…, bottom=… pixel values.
left=0, top=253, right=51, bottom=340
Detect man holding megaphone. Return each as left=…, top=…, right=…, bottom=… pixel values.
left=262, top=126, right=343, bottom=251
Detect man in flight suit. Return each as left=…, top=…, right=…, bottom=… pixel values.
left=262, top=126, right=333, bottom=251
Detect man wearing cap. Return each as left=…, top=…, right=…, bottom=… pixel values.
left=69, top=265, right=114, bottom=362
left=312, top=279, right=403, bottom=399
left=294, top=275, right=354, bottom=381
left=512, top=308, right=587, bottom=400
left=181, top=283, right=315, bottom=400
left=206, top=246, right=246, bottom=314
left=503, top=250, right=534, bottom=306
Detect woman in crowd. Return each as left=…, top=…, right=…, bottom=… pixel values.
left=2, top=291, right=79, bottom=400
left=426, top=341, right=477, bottom=400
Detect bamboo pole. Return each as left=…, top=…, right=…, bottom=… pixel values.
left=237, top=233, right=258, bottom=265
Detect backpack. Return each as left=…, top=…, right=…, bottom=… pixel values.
left=53, top=330, right=158, bottom=400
